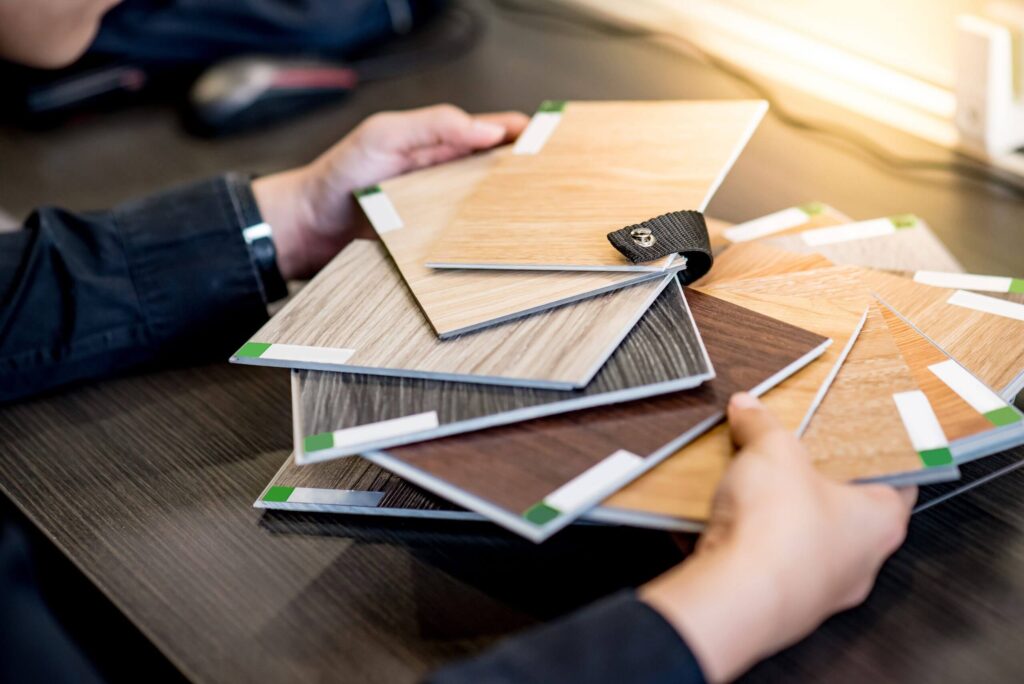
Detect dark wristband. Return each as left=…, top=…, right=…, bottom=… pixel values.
left=227, top=172, right=289, bottom=303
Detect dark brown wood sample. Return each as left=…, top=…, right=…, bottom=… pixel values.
left=293, top=280, right=713, bottom=463
left=367, top=290, right=830, bottom=541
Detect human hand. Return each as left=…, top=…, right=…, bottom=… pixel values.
left=252, top=104, right=529, bottom=280
left=640, top=392, right=915, bottom=682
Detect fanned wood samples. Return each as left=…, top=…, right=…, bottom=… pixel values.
left=232, top=240, right=672, bottom=389
left=291, top=280, right=713, bottom=463
left=425, top=100, right=768, bottom=272
left=597, top=290, right=866, bottom=525
left=695, top=242, right=835, bottom=288
left=366, top=290, right=829, bottom=542
left=721, top=202, right=852, bottom=243
left=365, top=150, right=687, bottom=337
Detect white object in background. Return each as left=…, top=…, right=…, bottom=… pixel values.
left=954, top=13, right=1024, bottom=155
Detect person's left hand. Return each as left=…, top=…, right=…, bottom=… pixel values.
left=252, top=104, right=529, bottom=280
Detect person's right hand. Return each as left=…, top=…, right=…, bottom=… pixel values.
left=640, top=392, right=915, bottom=682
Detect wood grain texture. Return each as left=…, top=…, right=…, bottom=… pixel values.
left=234, top=239, right=669, bottom=389
left=598, top=289, right=866, bottom=523
left=803, top=304, right=946, bottom=483
left=373, top=150, right=686, bottom=336
left=721, top=203, right=852, bottom=243
left=426, top=100, right=767, bottom=270
left=259, top=453, right=468, bottom=517
left=294, top=280, right=711, bottom=461
left=862, top=268, right=1024, bottom=398
left=765, top=218, right=964, bottom=273
left=372, top=290, right=829, bottom=540
left=694, top=242, right=834, bottom=288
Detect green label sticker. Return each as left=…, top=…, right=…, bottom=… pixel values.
left=797, top=201, right=826, bottom=216
left=1009, top=278, right=1024, bottom=294
left=303, top=432, right=335, bottom=453
left=919, top=447, right=954, bottom=467
left=235, top=342, right=271, bottom=358
left=263, top=486, right=294, bottom=503
left=889, top=214, right=918, bottom=229
left=538, top=100, right=566, bottom=113
left=522, top=502, right=560, bottom=525
left=984, top=406, right=1022, bottom=427
left=353, top=185, right=382, bottom=198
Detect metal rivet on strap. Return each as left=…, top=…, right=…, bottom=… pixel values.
left=630, top=226, right=656, bottom=248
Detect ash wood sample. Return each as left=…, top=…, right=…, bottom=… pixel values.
left=802, top=304, right=958, bottom=485
left=232, top=239, right=672, bottom=389
left=596, top=289, right=867, bottom=525
left=366, top=150, right=687, bottom=337
left=878, top=301, right=1024, bottom=460
left=293, top=279, right=712, bottom=462
left=765, top=215, right=964, bottom=273
left=425, top=100, right=768, bottom=272
left=365, top=289, right=830, bottom=542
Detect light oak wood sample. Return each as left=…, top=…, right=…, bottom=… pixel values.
left=366, top=290, right=830, bottom=542
left=369, top=149, right=687, bottom=337
left=425, top=100, right=768, bottom=272
left=803, top=304, right=957, bottom=484
left=720, top=202, right=852, bottom=244
left=765, top=216, right=964, bottom=273
left=232, top=240, right=672, bottom=389
left=598, top=290, right=866, bottom=524
left=292, top=279, right=712, bottom=462
left=695, top=242, right=835, bottom=288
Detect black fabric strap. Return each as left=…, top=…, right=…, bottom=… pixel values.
left=606, top=210, right=713, bottom=284
left=226, top=173, right=288, bottom=303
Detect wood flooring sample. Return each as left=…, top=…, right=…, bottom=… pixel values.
left=293, top=280, right=713, bottom=463
left=597, top=290, right=867, bottom=525
left=232, top=240, right=673, bottom=389
left=365, top=290, right=830, bottom=542
left=695, top=242, right=835, bottom=288
left=878, top=301, right=1024, bottom=461
left=257, top=453, right=471, bottom=519
left=425, top=100, right=768, bottom=272
left=765, top=215, right=964, bottom=273
left=803, top=304, right=959, bottom=485
left=720, top=202, right=852, bottom=243
left=362, top=149, right=687, bottom=337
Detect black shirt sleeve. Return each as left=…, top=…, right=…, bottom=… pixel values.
left=0, top=176, right=269, bottom=401
left=425, top=590, right=706, bottom=684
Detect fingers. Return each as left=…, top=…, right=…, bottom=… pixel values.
left=853, top=484, right=913, bottom=556
left=726, top=393, right=788, bottom=450
left=474, top=111, right=531, bottom=142
left=362, top=105, right=526, bottom=155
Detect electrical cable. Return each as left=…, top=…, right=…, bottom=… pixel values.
left=492, top=0, right=1024, bottom=200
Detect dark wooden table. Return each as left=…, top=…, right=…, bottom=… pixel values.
left=2, top=3, right=1023, bottom=682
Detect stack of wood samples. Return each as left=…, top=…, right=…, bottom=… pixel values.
left=361, top=290, right=829, bottom=542
left=291, top=280, right=715, bottom=464
left=231, top=240, right=681, bottom=389
left=361, top=149, right=688, bottom=337
left=424, top=100, right=768, bottom=272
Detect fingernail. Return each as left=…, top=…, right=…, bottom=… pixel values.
left=730, top=392, right=761, bottom=410
left=472, top=120, right=505, bottom=138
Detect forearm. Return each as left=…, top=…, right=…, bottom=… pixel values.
left=0, top=176, right=268, bottom=401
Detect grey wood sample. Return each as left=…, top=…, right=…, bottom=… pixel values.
left=292, top=279, right=713, bottom=463
left=232, top=239, right=673, bottom=389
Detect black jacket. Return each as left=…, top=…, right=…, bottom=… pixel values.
left=0, top=177, right=705, bottom=683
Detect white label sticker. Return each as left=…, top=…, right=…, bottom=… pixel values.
left=928, top=359, right=1006, bottom=414
left=892, top=390, right=948, bottom=452
left=723, top=207, right=810, bottom=242
left=330, top=411, right=440, bottom=451
left=544, top=449, right=644, bottom=512
left=913, top=271, right=1013, bottom=292
left=513, top=111, right=563, bottom=155
left=947, top=289, right=1024, bottom=321
left=288, top=488, right=385, bottom=507
left=260, top=344, right=356, bottom=365
left=801, top=217, right=897, bottom=246
left=357, top=191, right=404, bottom=234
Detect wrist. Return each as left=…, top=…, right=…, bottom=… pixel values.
left=251, top=166, right=321, bottom=280
left=640, top=540, right=783, bottom=682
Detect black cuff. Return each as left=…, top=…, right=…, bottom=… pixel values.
left=425, top=590, right=706, bottom=684
left=113, top=175, right=270, bottom=360
left=225, top=172, right=288, bottom=303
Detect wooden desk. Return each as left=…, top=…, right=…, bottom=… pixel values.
left=2, top=3, right=1023, bottom=681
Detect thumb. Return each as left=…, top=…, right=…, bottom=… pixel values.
left=392, top=104, right=507, bottom=152
left=727, top=393, right=787, bottom=450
